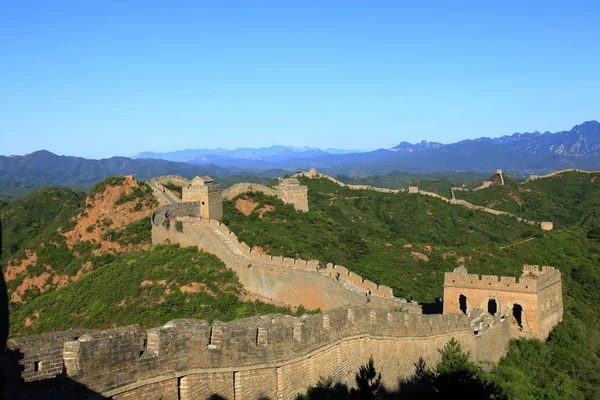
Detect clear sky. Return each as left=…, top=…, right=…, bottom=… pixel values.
left=1, top=1, right=599, bottom=158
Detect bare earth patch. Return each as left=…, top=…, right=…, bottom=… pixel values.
left=62, top=175, right=153, bottom=254
left=507, top=192, right=523, bottom=206
left=411, top=251, right=430, bottom=262
left=235, top=198, right=259, bottom=216
left=443, top=251, right=457, bottom=260
left=256, top=205, right=274, bottom=218
left=5, top=250, right=37, bottom=281
left=485, top=200, right=502, bottom=208
left=24, top=311, right=39, bottom=327
left=179, top=282, right=216, bottom=297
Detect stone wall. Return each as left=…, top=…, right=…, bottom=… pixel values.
left=152, top=217, right=409, bottom=312
left=276, top=184, right=309, bottom=212
left=443, top=265, right=563, bottom=339
left=7, top=308, right=511, bottom=399
left=292, top=170, right=403, bottom=194
left=222, top=183, right=278, bottom=199
left=222, top=182, right=309, bottom=211
left=528, top=168, right=600, bottom=181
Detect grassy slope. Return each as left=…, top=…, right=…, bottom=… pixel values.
left=9, top=244, right=301, bottom=336
left=222, top=175, right=600, bottom=398
left=3, top=177, right=301, bottom=337
left=223, top=177, right=542, bottom=301
left=457, top=172, right=600, bottom=228
left=0, top=187, right=85, bottom=262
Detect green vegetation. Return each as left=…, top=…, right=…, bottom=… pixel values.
left=457, top=171, right=600, bottom=229
left=90, top=176, right=126, bottom=195
left=175, top=220, right=184, bottom=232
left=9, top=244, right=304, bottom=336
left=223, top=178, right=540, bottom=301
left=335, top=170, right=497, bottom=192
left=0, top=187, right=85, bottom=262
left=298, top=339, right=507, bottom=399
left=223, top=175, right=600, bottom=398
left=162, top=181, right=182, bottom=198
left=5, top=171, right=600, bottom=398
left=114, top=180, right=157, bottom=207
left=101, top=217, right=152, bottom=246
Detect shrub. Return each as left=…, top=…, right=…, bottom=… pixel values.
left=175, top=220, right=183, bottom=232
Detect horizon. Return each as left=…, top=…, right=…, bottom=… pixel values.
left=1, top=1, right=599, bottom=158
left=2, top=118, right=599, bottom=159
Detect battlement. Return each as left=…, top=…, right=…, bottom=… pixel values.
left=444, top=265, right=560, bottom=293
left=168, top=217, right=396, bottom=301
left=7, top=306, right=512, bottom=398
left=221, top=181, right=309, bottom=211
left=443, top=265, right=563, bottom=340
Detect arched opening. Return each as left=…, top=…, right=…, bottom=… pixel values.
left=513, top=304, right=523, bottom=328
left=487, top=298, right=498, bottom=315
left=459, top=294, right=467, bottom=314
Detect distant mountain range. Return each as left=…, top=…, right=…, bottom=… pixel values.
left=132, top=120, right=600, bottom=174
left=0, top=150, right=235, bottom=188
left=133, top=146, right=361, bottom=165
left=2, top=121, right=599, bottom=198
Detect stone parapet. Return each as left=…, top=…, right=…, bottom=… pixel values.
left=7, top=307, right=511, bottom=399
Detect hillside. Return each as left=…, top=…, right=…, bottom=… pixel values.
left=221, top=174, right=600, bottom=398
left=4, top=172, right=600, bottom=397
left=223, top=177, right=542, bottom=301
left=456, top=171, right=600, bottom=230
left=334, top=170, right=497, bottom=191
left=129, top=120, right=600, bottom=175
left=2, top=177, right=300, bottom=337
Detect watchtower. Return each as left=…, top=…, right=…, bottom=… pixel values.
left=182, top=175, right=223, bottom=220
left=443, top=265, right=563, bottom=339
left=276, top=178, right=309, bottom=211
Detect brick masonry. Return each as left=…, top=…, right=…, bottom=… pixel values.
left=443, top=265, right=563, bottom=339
left=6, top=308, right=511, bottom=399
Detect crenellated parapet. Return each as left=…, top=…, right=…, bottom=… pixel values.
left=152, top=216, right=403, bottom=311
left=6, top=307, right=511, bottom=399
left=443, top=265, right=563, bottom=340
left=222, top=180, right=310, bottom=211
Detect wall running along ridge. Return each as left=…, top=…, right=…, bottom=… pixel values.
left=152, top=217, right=408, bottom=311
left=222, top=182, right=309, bottom=212
left=294, top=169, right=549, bottom=229
left=5, top=307, right=511, bottom=399
left=528, top=168, right=600, bottom=181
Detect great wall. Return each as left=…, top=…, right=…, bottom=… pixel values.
left=3, top=171, right=568, bottom=399
left=292, top=168, right=554, bottom=230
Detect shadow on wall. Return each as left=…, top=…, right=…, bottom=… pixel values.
left=419, top=298, right=443, bottom=315
left=0, top=218, right=107, bottom=400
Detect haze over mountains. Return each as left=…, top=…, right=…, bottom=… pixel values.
left=1, top=121, right=599, bottom=197
left=132, top=146, right=361, bottom=166
left=131, top=120, right=600, bottom=173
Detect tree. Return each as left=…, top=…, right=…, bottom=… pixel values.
left=351, top=357, right=382, bottom=400
left=432, top=338, right=507, bottom=399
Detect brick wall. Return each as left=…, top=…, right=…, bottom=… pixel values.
left=443, top=266, right=563, bottom=339
left=151, top=217, right=413, bottom=312
left=8, top=307, right=511, bottom=399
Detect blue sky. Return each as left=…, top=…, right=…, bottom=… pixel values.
left=1, top=1, right=599, bottom=158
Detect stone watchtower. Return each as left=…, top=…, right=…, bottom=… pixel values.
left=182, top=175, right=223, bottom=220
left=443, top=265, right=563, bottom=340
left=276, top=178, right=309, bottom=211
